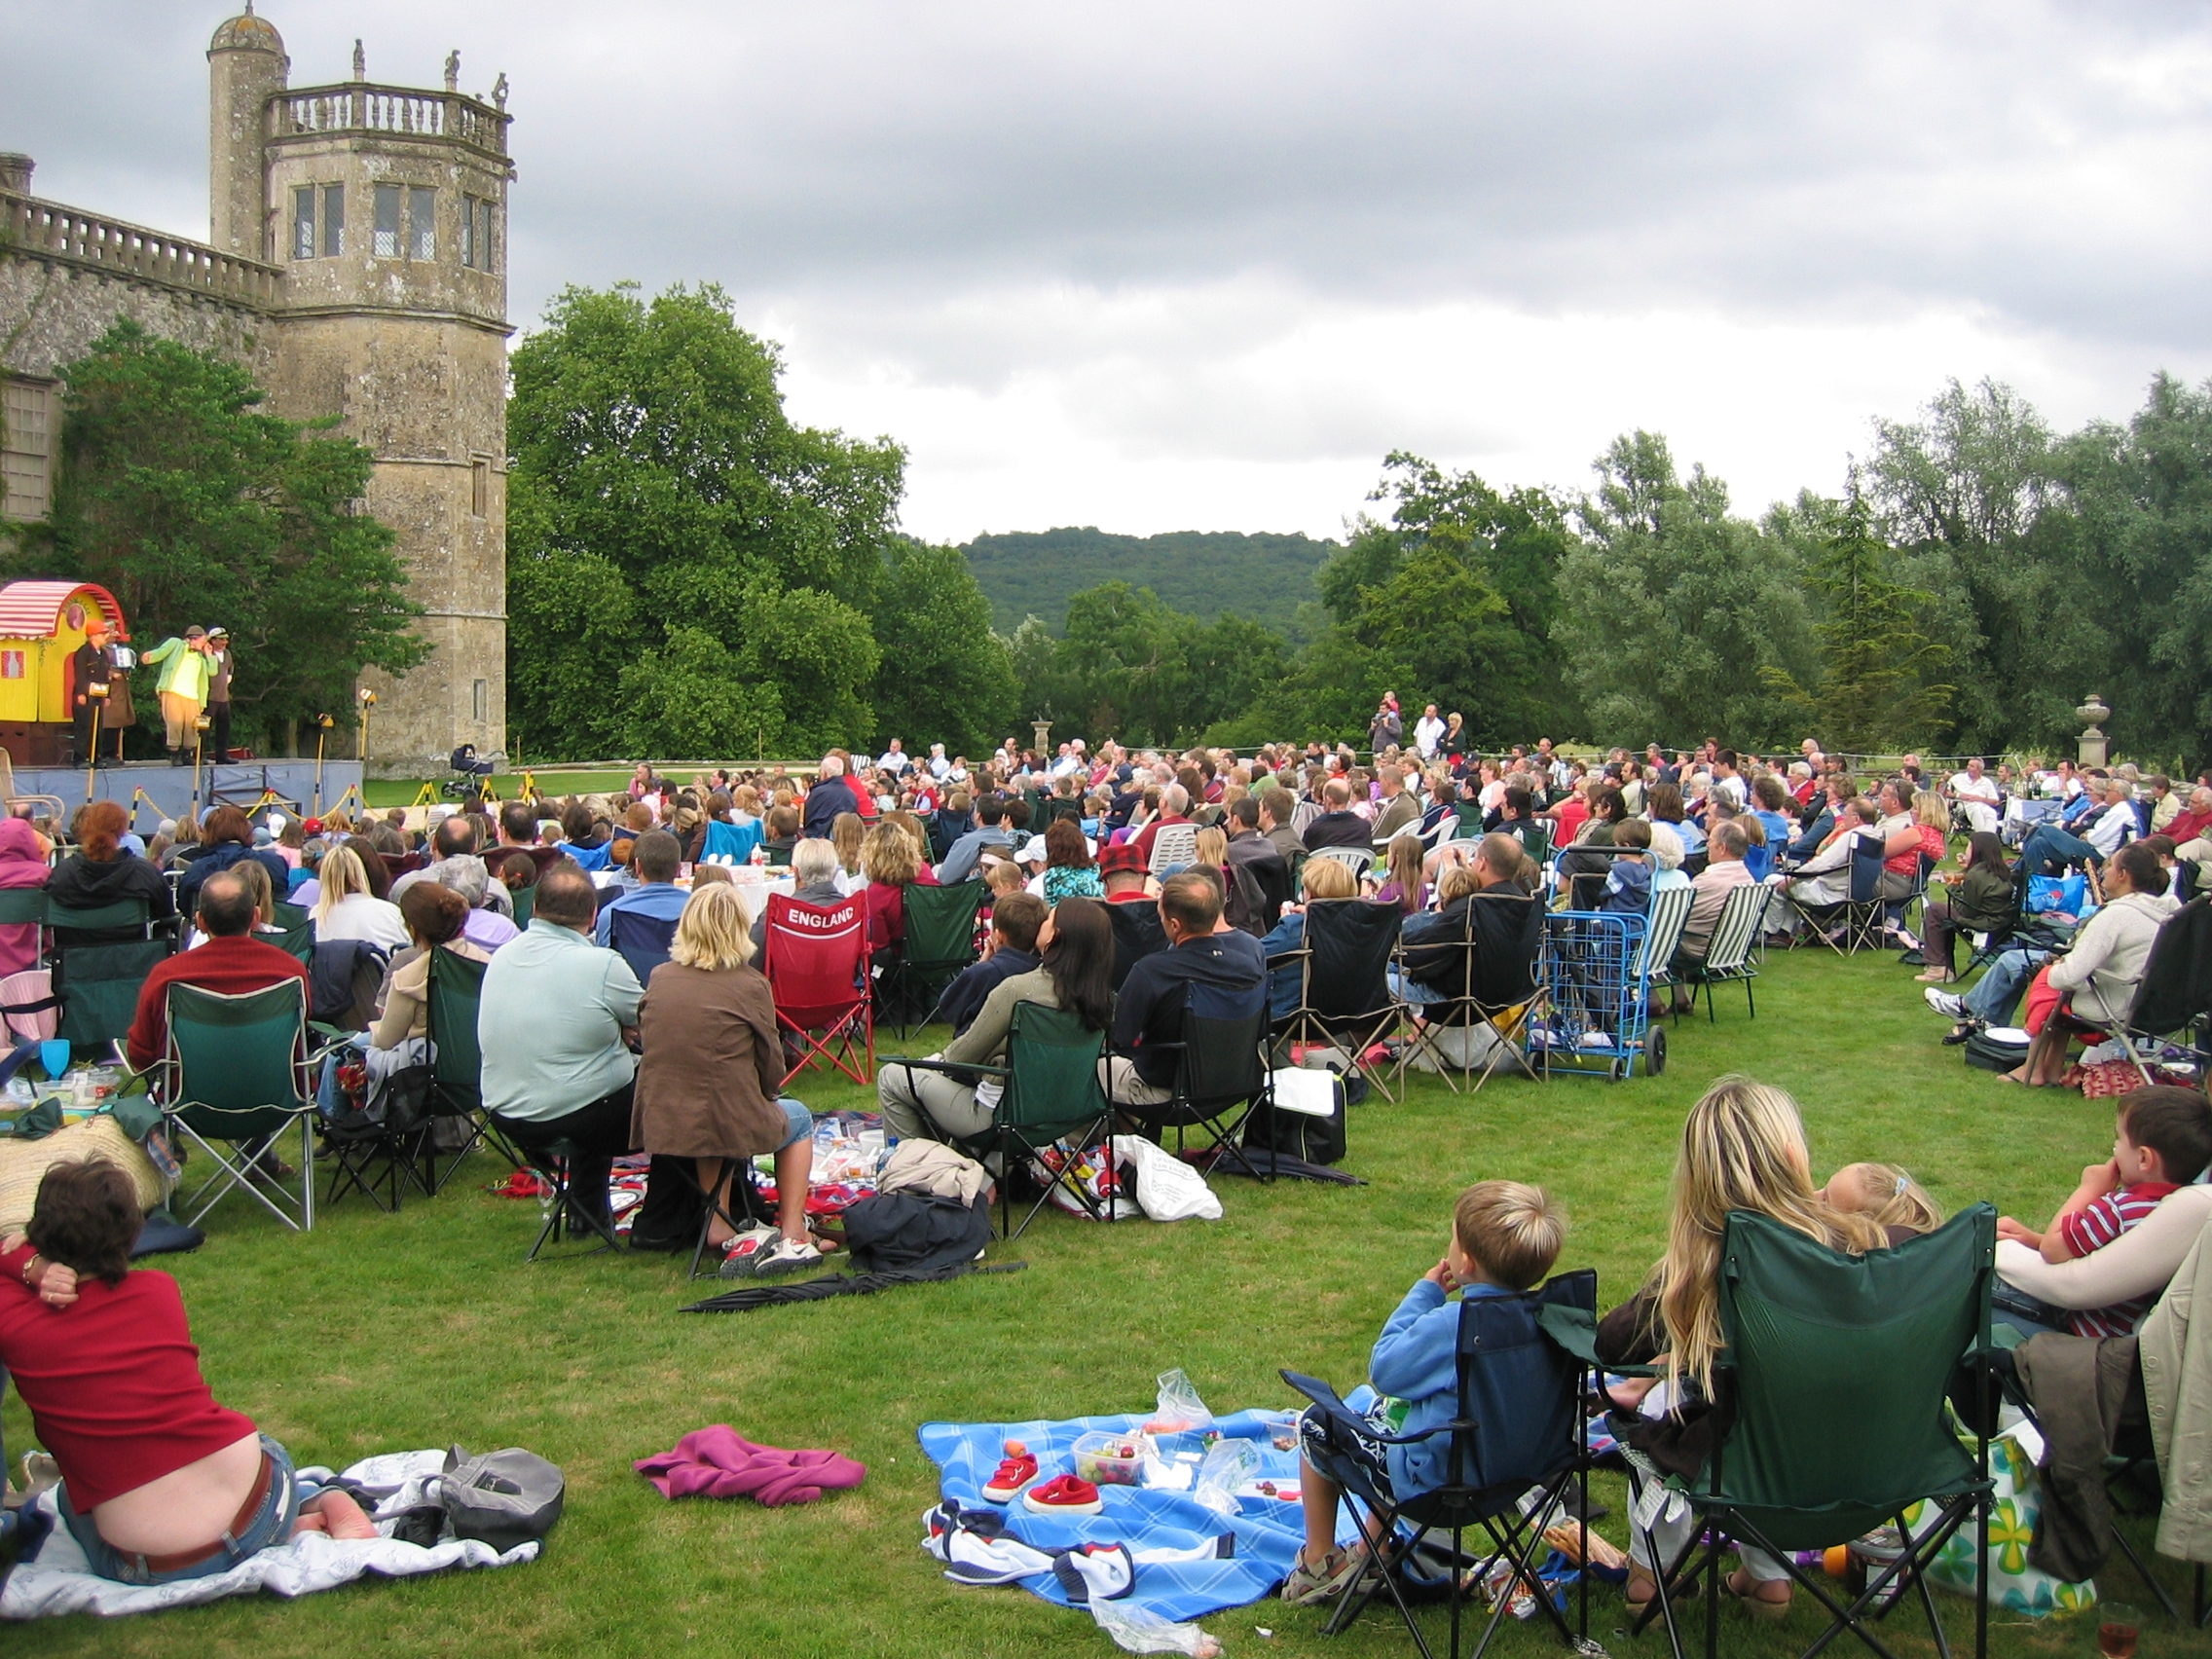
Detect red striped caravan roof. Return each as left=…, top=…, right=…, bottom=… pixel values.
left=0, top=581, right=128, bottom=642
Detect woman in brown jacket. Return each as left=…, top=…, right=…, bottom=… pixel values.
left=632, top=883, right=823, bottom=1278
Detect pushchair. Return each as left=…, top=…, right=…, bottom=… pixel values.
left=442, top=744, right=498, bottom=801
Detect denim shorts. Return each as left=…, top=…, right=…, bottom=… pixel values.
left=59, top=1434, right=303, bottom=1585
left=776, top=1097, right=814, bottom=1150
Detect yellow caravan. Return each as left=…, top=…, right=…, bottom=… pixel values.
left=0, top=581, right=130, bottom=763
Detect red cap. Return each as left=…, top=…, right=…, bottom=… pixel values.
left=1097, top=841, right=1146, bottom=876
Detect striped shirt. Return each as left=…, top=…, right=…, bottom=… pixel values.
left=2061, top=1181, right=2177, bottom=1339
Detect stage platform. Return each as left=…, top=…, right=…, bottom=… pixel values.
left=10, top=760, right=365, bottom=830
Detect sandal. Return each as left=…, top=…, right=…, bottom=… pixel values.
left=1282, top=1546, right=1370, bottom=1606
left=1723, top=1568, right=1790, bottom=1621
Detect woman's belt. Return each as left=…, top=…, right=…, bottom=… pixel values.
left=125, top=1450, right=276, bottom=1573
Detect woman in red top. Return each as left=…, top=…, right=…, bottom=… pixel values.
left=858, top=820, right=923, bottom=955
left=0, top=1162, right=374, bottom=1583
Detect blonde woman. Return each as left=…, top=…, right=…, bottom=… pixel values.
left=311, top=844, right=408, bottom=951
left=858, top=818, right=923, bottom=956
left=631, top=883, right=821, bottom=1277
left=1597, top=1077, right=1888, bottom=1616
left=830, top=811, right=866, bottom=897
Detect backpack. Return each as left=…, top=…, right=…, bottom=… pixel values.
left=1965, top=1026, right=2032, bottom=1073
left=1240, top=1067, right=1347, bottom=1165
left=437, top=1445, right=565, bottom=1552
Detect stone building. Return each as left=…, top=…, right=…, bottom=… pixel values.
left=0, top=6, right=513, bottom=773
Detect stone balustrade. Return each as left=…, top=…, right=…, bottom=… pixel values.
left=1, top=193, right=280, bottom=307
left=271, top=84, right=511, bottom=158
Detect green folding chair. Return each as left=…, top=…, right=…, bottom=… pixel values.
left=879, top=880, right=985, bottom=1036
left=879, top=1000, right=1113, bottom=1238
left=1625, top=1204, right=1996, bottom=1659
left=159, top=979, right=338, bottom=1233
left=0, top=889, right=46, bottom=930
left=55, top=939, right=168, bottom=1057
left=509, top=882, right=535, bottom=929
left=424, top=944, right=515, bottom=1187
left=267, top=907, right=315, bottom=965
left=45, top=897, right=152, bottom=959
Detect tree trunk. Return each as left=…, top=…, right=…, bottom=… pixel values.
left=281, top=716, right=299, bottom=757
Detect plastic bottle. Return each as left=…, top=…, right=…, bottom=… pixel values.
left=750, top=844, right=766, bottom=866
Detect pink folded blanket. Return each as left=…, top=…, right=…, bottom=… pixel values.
left=635, top=1426, right=867, bottom=1506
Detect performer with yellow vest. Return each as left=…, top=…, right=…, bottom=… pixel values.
left=140, top=626, right=212, bottom=766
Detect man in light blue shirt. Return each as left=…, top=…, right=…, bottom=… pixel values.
left=479, top=864, right=643, bottom=1235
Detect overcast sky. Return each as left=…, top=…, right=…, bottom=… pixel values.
left=7, top=1, right=2210, bottom=542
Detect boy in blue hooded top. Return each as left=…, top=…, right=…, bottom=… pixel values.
left=1282, top=1180, right=1569, bottom=1606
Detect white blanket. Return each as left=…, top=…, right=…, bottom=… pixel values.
left=2, top=1449, right=537, bottom=1620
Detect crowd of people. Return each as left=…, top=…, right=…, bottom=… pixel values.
left=3, top=709, right=2210, bottom=1600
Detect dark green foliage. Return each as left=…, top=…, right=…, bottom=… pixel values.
left=16, top=321, right=424, bottom=752
left=1761, top=488, right=1954, bottom=755
left=505, top=282, right=1014, bottom=760
left=963, top=526, right=1334, bottom=635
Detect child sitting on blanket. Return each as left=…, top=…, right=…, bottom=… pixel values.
left=1996, top=1086, right=2212, bottom=1337
left=1282, top=1180, right=1567, bottom=1606
left=0, top=1161, right=378, bottom=1585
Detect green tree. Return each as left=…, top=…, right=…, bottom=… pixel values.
left=1302, top=454, right=1580, bottom=746
left=506, top=282, right=905, bottom=758
left=1555, top=432, right=1816, bottom=747
left=1864, top=378, right=2075, bottom=752
left=18, top=321, right=424, bottom=753
left=1762, top=488, right=1954, bottom=753
left=866, top=539, right=1018, bottom=758
left=2037, top=373, right=2212, bottom=766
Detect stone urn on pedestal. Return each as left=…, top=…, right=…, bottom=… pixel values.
left=2074, top=694, right=2111, bottom=769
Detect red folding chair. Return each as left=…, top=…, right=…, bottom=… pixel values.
left=762, top=893, right=874, bottom=1085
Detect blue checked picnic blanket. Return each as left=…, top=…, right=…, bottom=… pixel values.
left=919, top=1407, right=1363, bottom=1620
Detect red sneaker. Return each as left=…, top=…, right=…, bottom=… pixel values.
left=1023, top=1474, right=1104, bottom=1516
left=979, top=1447, right=1038, bottom=1504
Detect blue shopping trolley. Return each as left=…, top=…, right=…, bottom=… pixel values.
left=1530, top=909, right=1667, bottom=1081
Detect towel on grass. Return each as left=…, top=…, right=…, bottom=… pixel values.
left=636, top=1427, right=866, bottom=1505
left=919, top=1408, right=1356, bottom=1623
left=1, top=1449, right=535, bottom=1620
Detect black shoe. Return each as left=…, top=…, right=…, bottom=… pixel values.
left=1941, top=1020, right=1982, bottom=1047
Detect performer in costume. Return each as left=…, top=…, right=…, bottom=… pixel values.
left=69, top=616, right=114, bottom=767
left=205, top=627, right=234, bottom=763
left=141, top=626, right=211, bottom=766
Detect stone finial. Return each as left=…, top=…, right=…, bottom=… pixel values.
left=444, top=50, right=461, bottom=92
left=352, top=39, right=366, bottom=80
left=0, top=155, right=32, bottom=197
left=492, top=72, right=509, bottom=111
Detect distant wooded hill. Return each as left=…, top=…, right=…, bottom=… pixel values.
left=961, top=527, right=1337, bottom=635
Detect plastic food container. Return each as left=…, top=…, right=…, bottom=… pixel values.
left=1072, top=1431, right=1152, bottom=1487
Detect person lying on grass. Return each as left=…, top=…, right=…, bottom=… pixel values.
left=1281, top=1179, right=1568, bottom=1606
left=0, top=1161, right=376, bottom=1584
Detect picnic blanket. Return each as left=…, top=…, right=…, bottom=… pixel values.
left=918, top=1407, right=1356, bottom=1622
left=2, top=1449, right=536, bottom=1620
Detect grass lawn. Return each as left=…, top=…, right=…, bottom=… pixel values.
left=6, top=946, right=2205, bottom=1657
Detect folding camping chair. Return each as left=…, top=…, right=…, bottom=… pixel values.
left=267, top=904, right=315, bottom=965
left=1673, top=878, right=1775, bottom=1023
left=1621, top=1205, right=1996, bottom=1659
left=1113, top=983, right=1275, bottom=1181
left=762, top=892, right=873, bottom=1084
left=54, top=939, right=167, bottom=1060
left=1636, top=883, right=1696, bottom=1013
left=879, top=878, right=985, bottom=1035
left=1272, top=899, right=1405, bottom=1101
left=2084, top=896, right=2212, bottom=1087
left=513, top=1131, right=629, bottom=1262
left=1394, top=890, right=1545, bottom=1093
left=1829, top=837, right=1890, bottom=955
left=424, top=944, right=513, bottom=1189
left=1283, top=1269, right=1599, bottom=1659
left=322, top=1053, right=436, bottom=1215
left=1108, top=898, right=1168, bottom=991
left=668, top=1155, right=775, bottom=1280
left=879, top=1000, right=1114, bottom=1238
left=157, top=979, right=340, bottom=1233
left=606, top=904, right=680, bottom=987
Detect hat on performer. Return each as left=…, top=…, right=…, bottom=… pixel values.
left=207, top=626, right=228, bottom=640
left=184, top=625, right=206, bottom=639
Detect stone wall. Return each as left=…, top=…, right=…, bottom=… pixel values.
left=0, top=229, right=270, bottom=383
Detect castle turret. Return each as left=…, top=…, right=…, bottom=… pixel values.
left=207, top=6, right=287, bottom=258
left=247, top=33, right=515, bottom=772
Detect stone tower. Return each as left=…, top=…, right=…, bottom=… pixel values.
left=208, top=9, right=513, bottom=774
